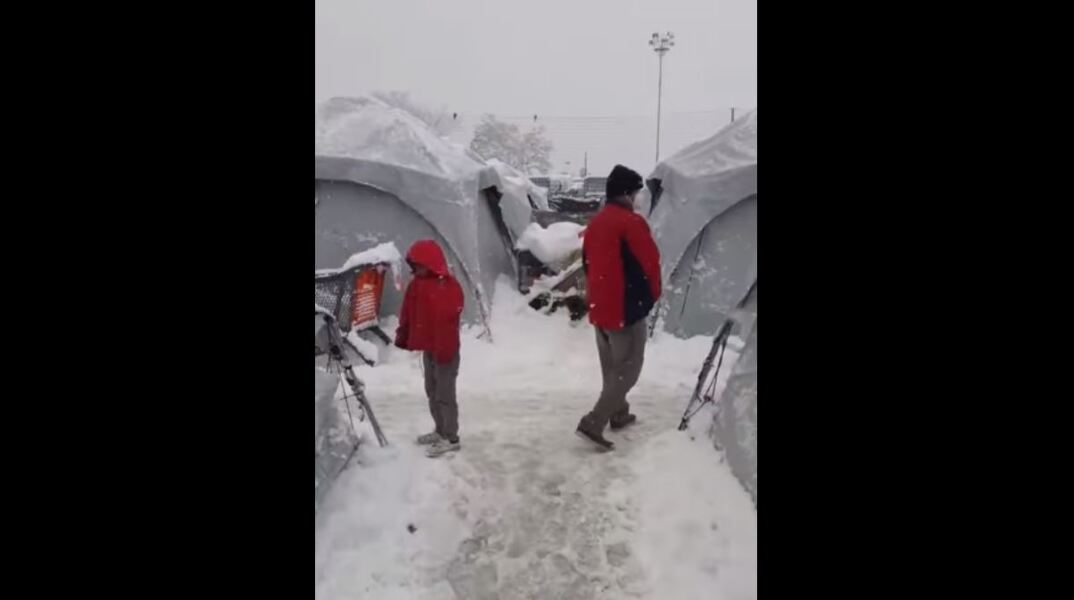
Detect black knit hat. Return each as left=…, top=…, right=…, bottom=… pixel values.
left=606, top=164, right=644, bottom=199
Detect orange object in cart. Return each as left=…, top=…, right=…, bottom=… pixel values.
left=351, top=267, right=385, bottom=330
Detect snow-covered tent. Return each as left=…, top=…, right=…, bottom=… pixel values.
left=485, top=158, right=549, bottom=212
left=315, top=96, right=537, bottom=331
left=648, top=110, right=757, bottom=338
left=711, top=285, right=757, bottom=506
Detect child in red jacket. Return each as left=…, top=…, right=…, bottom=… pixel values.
left=394, top=240, right=465, bottom=457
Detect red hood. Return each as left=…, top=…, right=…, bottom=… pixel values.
left=406, top=239, right=451, bottom=277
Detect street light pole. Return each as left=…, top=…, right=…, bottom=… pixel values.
left=649, top=31, right=675, bottom=163
left=656, top=51, right=664, bottom=162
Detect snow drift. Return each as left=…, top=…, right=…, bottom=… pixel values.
left=515, top=222, right=584, bottom=269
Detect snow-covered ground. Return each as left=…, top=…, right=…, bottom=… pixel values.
left=315, top=280, right=756, bottom=600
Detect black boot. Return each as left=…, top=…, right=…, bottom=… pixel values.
left=575, top=416, right=614, bottom=450
left=609, top=413, right=637, bottom=431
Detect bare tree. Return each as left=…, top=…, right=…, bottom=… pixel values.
left=469, top=114, right=553, bottom=175
left=469, top=115, right=520, bottom=164
left=519, top=128, right=554, bottom=175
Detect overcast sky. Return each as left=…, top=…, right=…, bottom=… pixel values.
left=316, top=0, right=756, bottom=174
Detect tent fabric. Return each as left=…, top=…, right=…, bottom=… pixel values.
left=314, top=159, right=493, bottom=325
left=315, top=313, right=360, bottom=511
left=315, top=365, right=353, bottom=511
left=315, top=96, right=536, bottom=331
left=710, top=286, right=757, bottom=506
left=648, top=110, right=757, bottom=337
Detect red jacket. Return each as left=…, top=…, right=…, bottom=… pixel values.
left=583, top=201, right=662, bottom=330
left=394, top=240, right=465, bottom=363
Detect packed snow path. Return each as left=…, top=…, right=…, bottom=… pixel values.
left=316, top=282, right=756, bottom=600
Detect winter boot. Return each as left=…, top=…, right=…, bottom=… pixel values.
left=416, top=431, right=443, bottom=445
left=575, top=416, right=614, bottom=450
left=426, top=437, right=460, bottom=458
left=609, top=413, right=637, bottom=431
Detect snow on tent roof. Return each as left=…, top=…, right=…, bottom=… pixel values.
left=485, top=158, right=549, bottom=211
left=653, top=109, right=756, bottom=189
left=316, top=96, right=485, bottom=180
left=648, top=110, right=757, bottom=337
left=649, top=109, right=756, bottom=254
left=315, top=241, right=404, bottom=276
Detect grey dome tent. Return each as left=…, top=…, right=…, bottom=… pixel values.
left=315, top=96, right=537, bottom=333
left=647, top=110, right=757, bottom=338
left=711, top=285, right=757, bottom=506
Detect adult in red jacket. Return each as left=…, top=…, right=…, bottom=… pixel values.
left=394, top=239, right=465, bottom=457
left=576, top=165, right=662, bottom=450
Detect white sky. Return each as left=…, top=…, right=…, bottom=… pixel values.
left=316, top=0, right=756, bottom=175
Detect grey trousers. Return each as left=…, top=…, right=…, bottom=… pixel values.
left=423, top=352, right=460, bottom=440
left=587, top=319, right=647, bottom=431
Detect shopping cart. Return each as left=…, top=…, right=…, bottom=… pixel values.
left=314, top=263, right=394, bottom=365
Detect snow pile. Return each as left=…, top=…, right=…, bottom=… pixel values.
left=341, top=241, right=403, bottom=272
left=317, top=241, right=403, bottom=276
left=346, top=330, right=380, bottom=365
left=316, top=96, right=484, bottom=180
left=316, top=278, right=756, bottom=599
left=515, top=222, right=584, bottom=268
